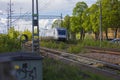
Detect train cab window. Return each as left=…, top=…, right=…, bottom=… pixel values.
left=58, top=30, right=66, bottom=35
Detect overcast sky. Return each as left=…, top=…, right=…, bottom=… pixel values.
left=0, top=0, right=97, bottom=15
left=0, top=0, right=97, bottom=33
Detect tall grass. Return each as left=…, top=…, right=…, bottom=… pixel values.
left=40, top=40, right=67, bottom=50
left=40, top=38, right=120, bottom=54
left=43, top=58, right=114, bottom=80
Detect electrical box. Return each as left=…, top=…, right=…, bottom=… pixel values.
left=0, top=52, right=43, bottom=80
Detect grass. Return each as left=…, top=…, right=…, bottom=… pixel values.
left=40, top=40, right=67, bottom=50
left=40, top=38, right=120, bottom=54
left=43, top=57, right=114, bottom=80
left=0, top=35, right=117, bottom=80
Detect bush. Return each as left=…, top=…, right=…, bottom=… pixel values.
left=40, top=38, right=120, bottom=54
left=40, top=41, right=66, bottom=50
left=58, top=42, right=66, bottom=50
left=67, top=44, right=83, bottom=54
left=0, top=34, right=21, bottom=53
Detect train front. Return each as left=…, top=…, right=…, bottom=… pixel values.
left=55, top=28, right=67, bottom=41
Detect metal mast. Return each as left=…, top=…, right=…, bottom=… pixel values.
left=61, top=13, right=63, bottom=27
left=32, top=0, right=40, bottom=53
left=99, top=0, right=102, bottom=47
left=7, top=8, right=10, bottom=32
left=9, top=0, right=12, bottom=28
left=7, top=0, right=13, bottom=33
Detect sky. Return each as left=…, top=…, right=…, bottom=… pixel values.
left=0, top=0, right=97, bottom=33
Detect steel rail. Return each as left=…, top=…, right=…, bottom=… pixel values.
left=24, top=42, right=120, bottom=79
left=84, top=46, right=120, bottom=55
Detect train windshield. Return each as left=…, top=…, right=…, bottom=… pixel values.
left=58, top=29, right=66, bottom=35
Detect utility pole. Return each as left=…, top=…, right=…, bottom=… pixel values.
left=7, top=7, right=9, bottom=33
left=7, top=0, right=13, bottom=33
left=9, top=0, right=12, bottom=28
left=20, top=8, right=22, bottom=17
left=99, top=0, right=102, bottom=47
left=32, top=0, right=40, bottom=53
left=61, top=13, right=63, bottom=27
left=18, top=8, right=22, bottom=31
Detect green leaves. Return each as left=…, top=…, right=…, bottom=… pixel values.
left=102, top=0, right=120, bottom=28
left=52, top=0, right=120, bottom=40
left=70, top=16, right=80, bottom=33
left=0, top=34, right=21, bottom=52
left=63, top=15, right=71, bottom=30
left=73, top=2, right=88, bottom=16
left=52, top=20, right=62, bottom=28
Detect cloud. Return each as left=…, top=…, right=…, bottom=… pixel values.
left=0, top=18, right=7, bottom=24
left=37, top=0, right=96, bottom=17
left=0, top=0, right=97, bottom=14
left=42, top=0, right=71, bottom=10
left=0, top=0, right=97, bottom=33
left=13, top=19, right=56, bottom=31
left=0, top=18, right=7, bottom=33
left=0, top=10, right=3, bottom=15
left=39, top=19, right=57, bottom=29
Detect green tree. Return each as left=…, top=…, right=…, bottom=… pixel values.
left=72, top=2, right=88, bottom=40
left=0, top=34, right=21, bottom=52
left=52, top=20, right=62, bottom=28
left=82, top=8, right=91, bottom=33
left=70, top=16, right=80, bottom=40
left=8, top=27, right=20, bottom=39
left=63, top=15, right=71, bottom=40
left=102, top=0, right=120, bottom=38
left=88, top=4, right=100, bottom=40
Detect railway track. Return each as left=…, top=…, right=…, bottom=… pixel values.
left=24, top=42, right=120, bottom=79
left=85, top=46, right=120, bottom=55
left=40, top=47, right=120, bottom=80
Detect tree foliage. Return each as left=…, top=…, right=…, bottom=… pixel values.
left=63, top=15, right=71, bottom=39
left=52, top=0, right=120, bottom=40
left=73, top=2, right=88, bottom=16
left=52, top=20, right=62, bottom=28
left=72, top=1, right=88, bottom=40
left=63, top=15, right=71, bottom=30
left=101, top=0, right=120, bottom=38
left=0, top=27, right=21, bottom=52
left=8, top=27, right=20, bottom=39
